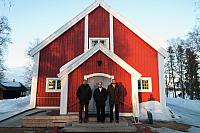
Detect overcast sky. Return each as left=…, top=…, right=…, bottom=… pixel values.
left=0, top=0, right=197, bottom=82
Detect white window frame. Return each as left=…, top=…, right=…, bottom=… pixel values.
left=138, top=77, right=152, bottom=92
left=89, top=37, right=109, bottom=49
left=46, top=78, right=61, bottom=92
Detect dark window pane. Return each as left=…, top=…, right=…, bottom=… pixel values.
left=57, top=80, right=61, bottom=90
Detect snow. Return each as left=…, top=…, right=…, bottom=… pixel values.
left=0, top=96, right=30, bottom=121
left=167, top=97, right=200, bottom=113
left=1, top=81, right=21, bottom=87
left=167, top=97, right=200, bottom=133
left=141, top=98, right=200, bottom=132
left=139, top=101, right=174, bottom=121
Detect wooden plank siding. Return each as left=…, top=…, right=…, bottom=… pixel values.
left=88, top=6, right=110, bottom=47
left=68, top=51, right=132, bottom=113
left=36, top=19, right=85, bottom=106
left=113, top=18, right=160, bottom=102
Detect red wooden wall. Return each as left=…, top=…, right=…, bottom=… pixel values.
left=36, top=19, right=85, bottom=106
left=68, top=51, right=132, bottom=113
left=113, top=18, right=160, bottom=102
left=89, top=6, right=110, bottom=38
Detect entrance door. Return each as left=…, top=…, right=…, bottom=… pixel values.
left=87, top=76, right=111, bottom=113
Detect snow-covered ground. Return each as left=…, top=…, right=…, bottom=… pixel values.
left=139, top=97, right=200, bottom=132
left=167, top=97, right=200, bottom=133
left=0, top=96, right=30, bottom=121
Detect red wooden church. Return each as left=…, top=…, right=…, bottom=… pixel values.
left=29, top=0, right=167, bottom=117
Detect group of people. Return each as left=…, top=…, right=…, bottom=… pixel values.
left=76, top=79, right=121, bottom=123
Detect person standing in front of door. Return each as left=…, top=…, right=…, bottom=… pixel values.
left=107, top=79, right=121, bottom=123
left=93, top=82, right=107, bottom=123
left=76, top=79, right=92, bottom=123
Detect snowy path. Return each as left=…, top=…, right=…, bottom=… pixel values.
left=167, top=103, right=200, bottom=128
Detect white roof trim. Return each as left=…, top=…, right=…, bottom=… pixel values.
left=30, top=0, right=167, bottom=57
left=58, top=44, right=141, bottom=80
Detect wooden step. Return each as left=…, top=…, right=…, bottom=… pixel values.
left=61, top=121, right=137, bottom=133
left=22, top=115, right=79, bottom=127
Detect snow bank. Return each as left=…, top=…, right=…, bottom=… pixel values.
left=167, top=97, right=200, bottom=113
left=0, top=96, right=30, bottom=121
left=139, top=101, right=173, bottom=121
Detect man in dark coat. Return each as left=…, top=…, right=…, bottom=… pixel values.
left=93, top=82, right=107, bottom=123
left=76, top=79, right=92, bottom=123
left=107, top=79, right=121, bottom=123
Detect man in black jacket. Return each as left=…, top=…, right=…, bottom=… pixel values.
left=107, top=79, right=121, bottom=123
left=76, top=79, right=92, bottom=123
left=93, top=82, right=107, bottom=123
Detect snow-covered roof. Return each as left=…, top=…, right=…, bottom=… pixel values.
left=1, top=81, right=21, bottom=88
left=0, top=81, right=27, bottom=91
left=29, top=0, right=168, bottom=57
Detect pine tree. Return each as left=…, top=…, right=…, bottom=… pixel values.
left=185, top=48, right=200, bottom=100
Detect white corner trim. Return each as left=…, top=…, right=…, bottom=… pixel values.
left=84, top=15, right=89, bottom=52
left=138, top=77, right=152, bottom=93
left=158, top=53, right=166, bottom=107
left=29, top=0, right=167, bottom=57
left=60, top=75, right=69, bottom=115
left=29, top=52, right=40, bottom=109
left=131, top=75, right=139, bottom=117
left=45, top=78, right=61, bottom=92
left=84, top=73, right=114, bottom=80
left=89, top=37, right=109, bottom=49
left=110, top=14, right=114, bottom=52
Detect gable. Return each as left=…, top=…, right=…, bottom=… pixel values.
left=58, top=44, right=141, bottom=80
left=30, top=0, right=167, bottom=57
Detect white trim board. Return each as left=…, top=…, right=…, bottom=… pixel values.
left=29, top=0, right=167, bottom=57
left=36, top=106, right=60, bottom=109
left=29, top=52, right=40, bottom=109
left=158, top=53, right=166, bottom=107
left=110, top=14, right=114, bottom=52
left=84, top=73, right=114, bottom=80
left=84, top=15, right=89, bottom=52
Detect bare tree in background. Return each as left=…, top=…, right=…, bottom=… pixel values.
left=0, top=16, right=11, bottom=81
left=24, top=38, right=40, bottom=87
left=176, top=42, right=186, bottom=99
left=166, top=40, right=177, bottom=98
left=0, top=0, right=13, bottom=9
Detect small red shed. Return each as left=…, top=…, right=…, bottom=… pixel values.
left=29, top=0, right=167, bottom=118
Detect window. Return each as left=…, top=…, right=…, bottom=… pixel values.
left=89, top=38, right=109, bottom=49
left=138, top=77, right=152, bottom=92
left=46, top=78, right=61, bottom=92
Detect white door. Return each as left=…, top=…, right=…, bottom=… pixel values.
left=87, top=76, right=111, bottom=113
